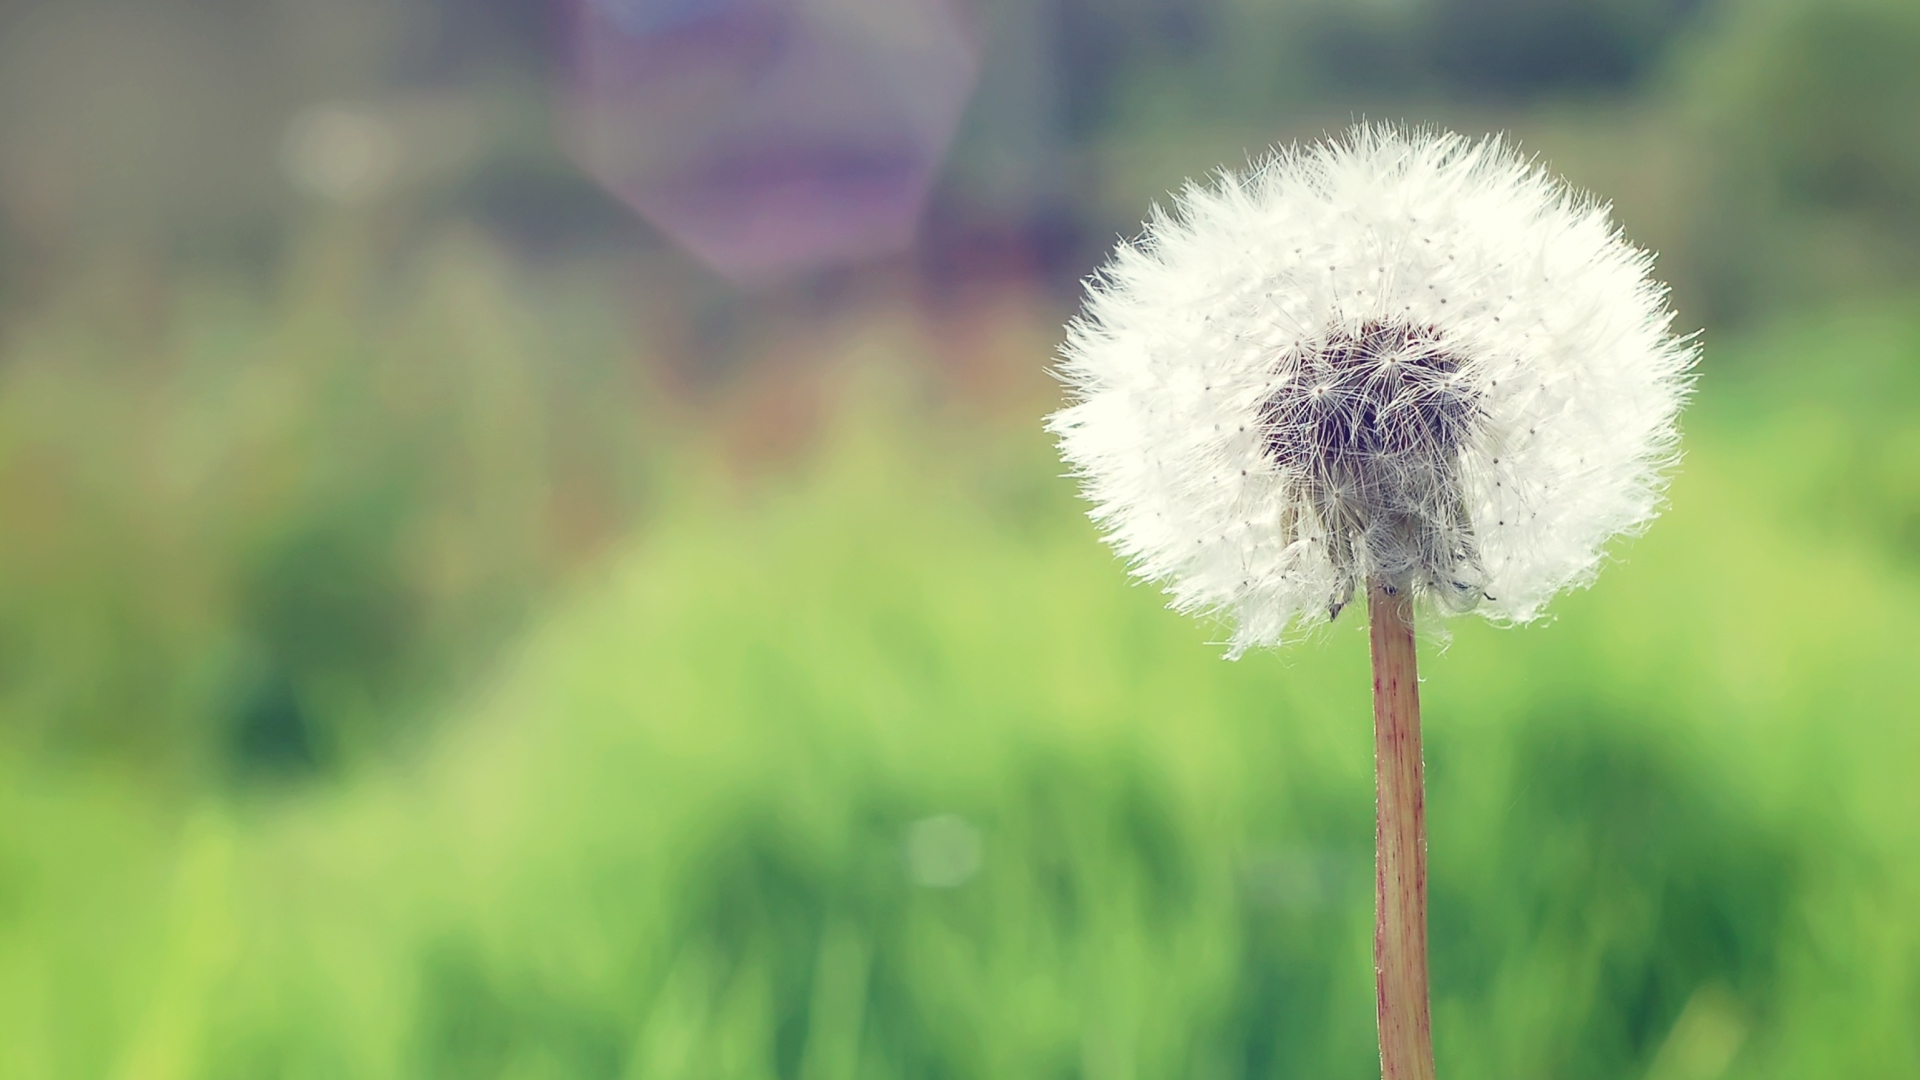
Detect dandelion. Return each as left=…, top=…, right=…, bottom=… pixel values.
left=1046, top=126, right=1695, bottom=1079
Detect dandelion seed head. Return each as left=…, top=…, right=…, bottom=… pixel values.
left=1046, top=125, right=1696, bottom=656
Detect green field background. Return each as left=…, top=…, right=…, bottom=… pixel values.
left=4, top=289, right=1917, bottom=1078
left=5, top=0, right=1920, bottom=1075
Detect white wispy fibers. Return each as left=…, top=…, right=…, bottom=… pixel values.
left=1048, top=125, right=1695, bottom=656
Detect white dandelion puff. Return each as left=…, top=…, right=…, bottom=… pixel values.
left=1046, top=125, right=1696, bottom=657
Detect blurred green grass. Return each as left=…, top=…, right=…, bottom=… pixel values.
left=0, top=224, right=653, bottom=778
left=3, top=295, right=1918, bottom=1078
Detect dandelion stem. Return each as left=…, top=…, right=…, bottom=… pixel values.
left=1368, top=578, right=1436, bottom=1080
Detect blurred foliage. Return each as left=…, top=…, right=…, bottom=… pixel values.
left=0, top=224, right=651, bottom=779
left=3, top=302, right=1920, bottom=1077
left=2, top=0, right=1920, bottom=1076
left=1293, top=0, right=1707, bottom=98
left=1044, top=0, right=1707, bottom=133
left=1701, top=302, right=1920, bottom=567
left=1677, top=0, right=1920, bottom=321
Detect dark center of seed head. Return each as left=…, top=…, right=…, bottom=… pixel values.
left=1259, top=320, right=1484, bottom=616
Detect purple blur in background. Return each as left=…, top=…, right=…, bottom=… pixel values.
left=561, top=0, right=980, bottom=282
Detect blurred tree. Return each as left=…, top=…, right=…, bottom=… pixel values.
left=1299, top=0, right=1709, bottom=98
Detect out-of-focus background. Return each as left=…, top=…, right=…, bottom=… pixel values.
left=1, top=0, right=1918, bottom=1076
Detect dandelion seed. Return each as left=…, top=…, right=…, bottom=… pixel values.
left=1044, top=125, right=1695, bottom=1080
